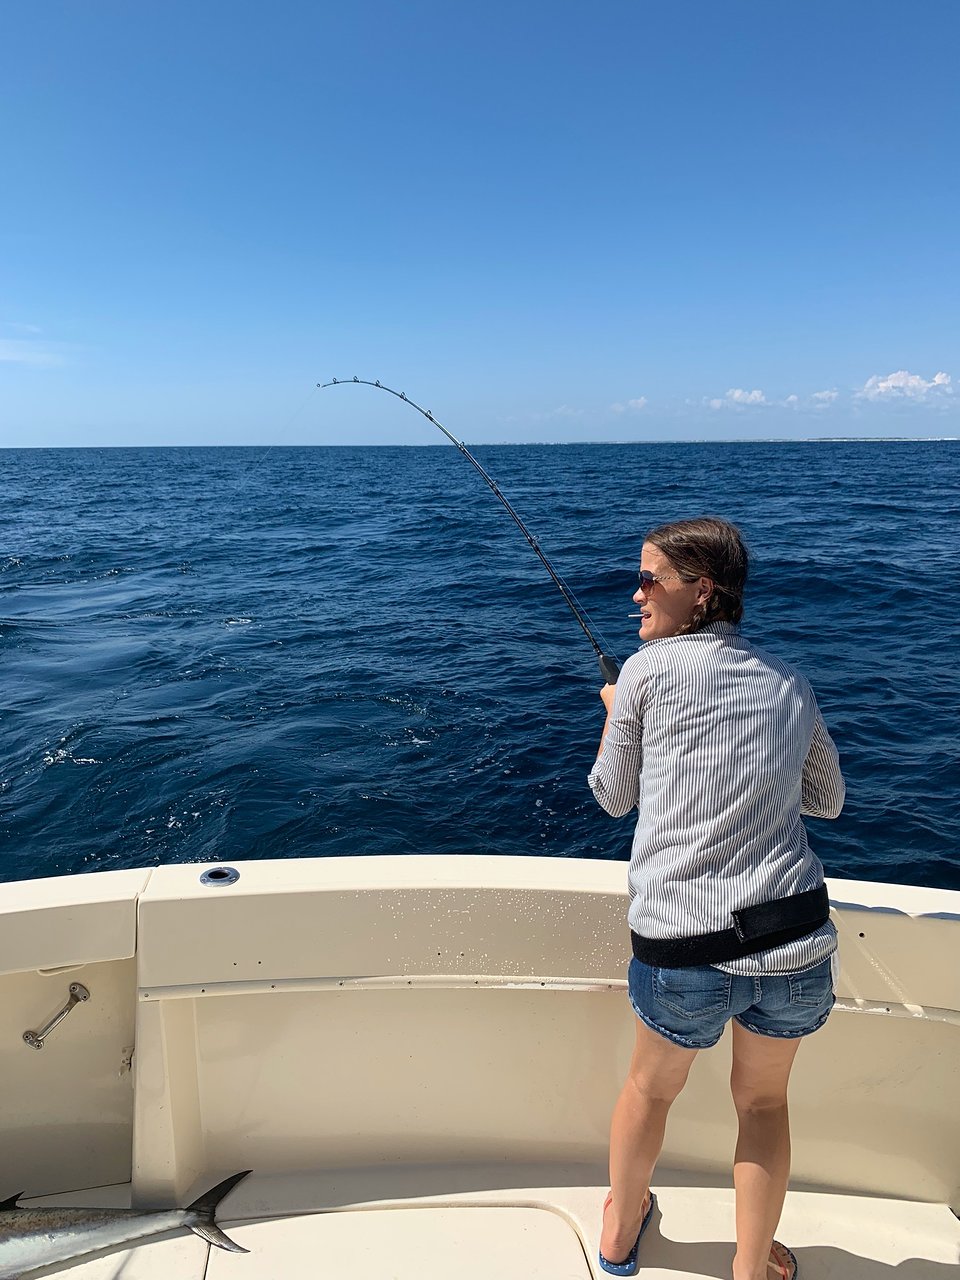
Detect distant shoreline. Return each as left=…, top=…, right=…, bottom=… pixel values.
left=3, top=437, right=958, bottom=451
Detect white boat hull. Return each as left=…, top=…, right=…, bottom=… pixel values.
left=1, top=855, right=957, bottom=1278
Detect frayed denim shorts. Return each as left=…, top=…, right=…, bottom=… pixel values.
left=627, top=954, right=836, bottom=1050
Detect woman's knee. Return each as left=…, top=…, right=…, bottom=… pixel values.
left=627, top=1044, right=696, bottom=1104
left=626, top=1064, right=689, bottom=1107
left=729, top=1075, right=790, bottom=1116
left=729, top=1020, right=802, bottom=1114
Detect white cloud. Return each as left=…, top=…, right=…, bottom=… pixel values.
left=502, top=404, right=585, bottom=423
left=611, top=397, right=648, bottom=413
left=780, top=388, right=840, bottom=411
left=857, top=370, right=953, bottom=402
left=732, top=388, right=767, bottom=405
left=709, top=388, right=768, bottom=409
left=707, top=386, right=848, bottom=412
left=0, top=339, right=62, bottom=367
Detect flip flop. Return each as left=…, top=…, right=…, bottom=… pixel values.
left=768, top=1241, right=799, bottom=1280
left=598, top=1189, right=657, bottom=1276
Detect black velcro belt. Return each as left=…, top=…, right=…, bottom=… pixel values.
left=630, top=884, right=830, bottom=968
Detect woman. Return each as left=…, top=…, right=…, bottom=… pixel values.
left=589, top=517, right=844, bottom=1280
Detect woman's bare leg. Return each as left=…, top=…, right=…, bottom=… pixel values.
left=601, top=1018, right=699, bottom=1265
left=730, top=1022, right=803, bottom=1280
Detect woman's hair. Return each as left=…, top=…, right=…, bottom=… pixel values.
left=644, top=516, right=748, bottom=632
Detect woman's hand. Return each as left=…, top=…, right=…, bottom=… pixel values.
left=600, top=683, right=617, bottom=713
left=594, top=683, right=618, bottom=761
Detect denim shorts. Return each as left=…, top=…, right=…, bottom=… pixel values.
left=627, top=955, right=836, bottom=1050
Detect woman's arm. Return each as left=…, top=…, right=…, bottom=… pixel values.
left=801, top=708, right=845, bottom=819
left=595, top=682, right=618, bottom=760
left=587, top=660, right=646, bottom=818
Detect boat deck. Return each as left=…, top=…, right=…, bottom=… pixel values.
left=6, top=862, right=958, bottom=1279
left=24, top=1168, right=960, bottom=1280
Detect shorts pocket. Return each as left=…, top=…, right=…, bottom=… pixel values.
left=787, top=960, right=834, bottom=1008
left=653, top=966, right=732, bottom=1018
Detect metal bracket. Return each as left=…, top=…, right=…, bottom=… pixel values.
left=23, top=982, right=90, bottom=1050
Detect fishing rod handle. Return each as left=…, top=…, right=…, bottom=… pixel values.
left=599, top=654, right=621, bottom=685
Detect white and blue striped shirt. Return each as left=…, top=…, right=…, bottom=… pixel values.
left=588, top=622, right=844, bottom=975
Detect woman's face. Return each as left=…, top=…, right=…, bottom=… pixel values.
left=633, top=541, right=712, bottom=641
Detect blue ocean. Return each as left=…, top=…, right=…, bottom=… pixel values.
left=2, top=441, right=957, bottom=891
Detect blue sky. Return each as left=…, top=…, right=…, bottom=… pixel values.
left=2, top=1, right=958, bottom=445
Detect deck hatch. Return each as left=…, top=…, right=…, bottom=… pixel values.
left=205, top=1206, right=592, bottom=1279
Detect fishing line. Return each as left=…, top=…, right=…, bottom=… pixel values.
left=319, top=377, right=621, bottom=683
left=243, top=385, right=320, bottom=473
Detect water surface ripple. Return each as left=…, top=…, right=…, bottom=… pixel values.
left=2, top=442, right=957, bottom=891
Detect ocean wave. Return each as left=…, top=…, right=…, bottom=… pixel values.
left=1, top=441, right=957, bottom=891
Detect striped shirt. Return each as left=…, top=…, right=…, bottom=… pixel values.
left=588, top=621, right=844, bottom=975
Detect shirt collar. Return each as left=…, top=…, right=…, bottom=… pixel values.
left=642, top=619, right=739, bottom=647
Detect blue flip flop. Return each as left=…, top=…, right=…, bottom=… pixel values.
left=598, top=1189, right=657, bottom=1276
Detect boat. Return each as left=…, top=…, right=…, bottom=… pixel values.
left=0, top=853, right=957, bottom=1278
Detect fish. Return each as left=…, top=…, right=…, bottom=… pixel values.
left=0, top=1169, right=251, bottom=1279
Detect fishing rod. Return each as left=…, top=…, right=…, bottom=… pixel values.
left=318, top=377, right=621, bottom=683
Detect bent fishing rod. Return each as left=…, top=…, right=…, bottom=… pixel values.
left=318, top=377, right=621, bottom=683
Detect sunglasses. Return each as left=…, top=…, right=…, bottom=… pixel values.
left=637, top=569, right=695, bottom=590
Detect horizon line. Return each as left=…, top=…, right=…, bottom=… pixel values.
left=3, top=436, right=958, bottom=451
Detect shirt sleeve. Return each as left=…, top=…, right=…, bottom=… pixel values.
left=800, top=707, right=845, bottom=819
left=587, top=653, right=647, bottom=818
